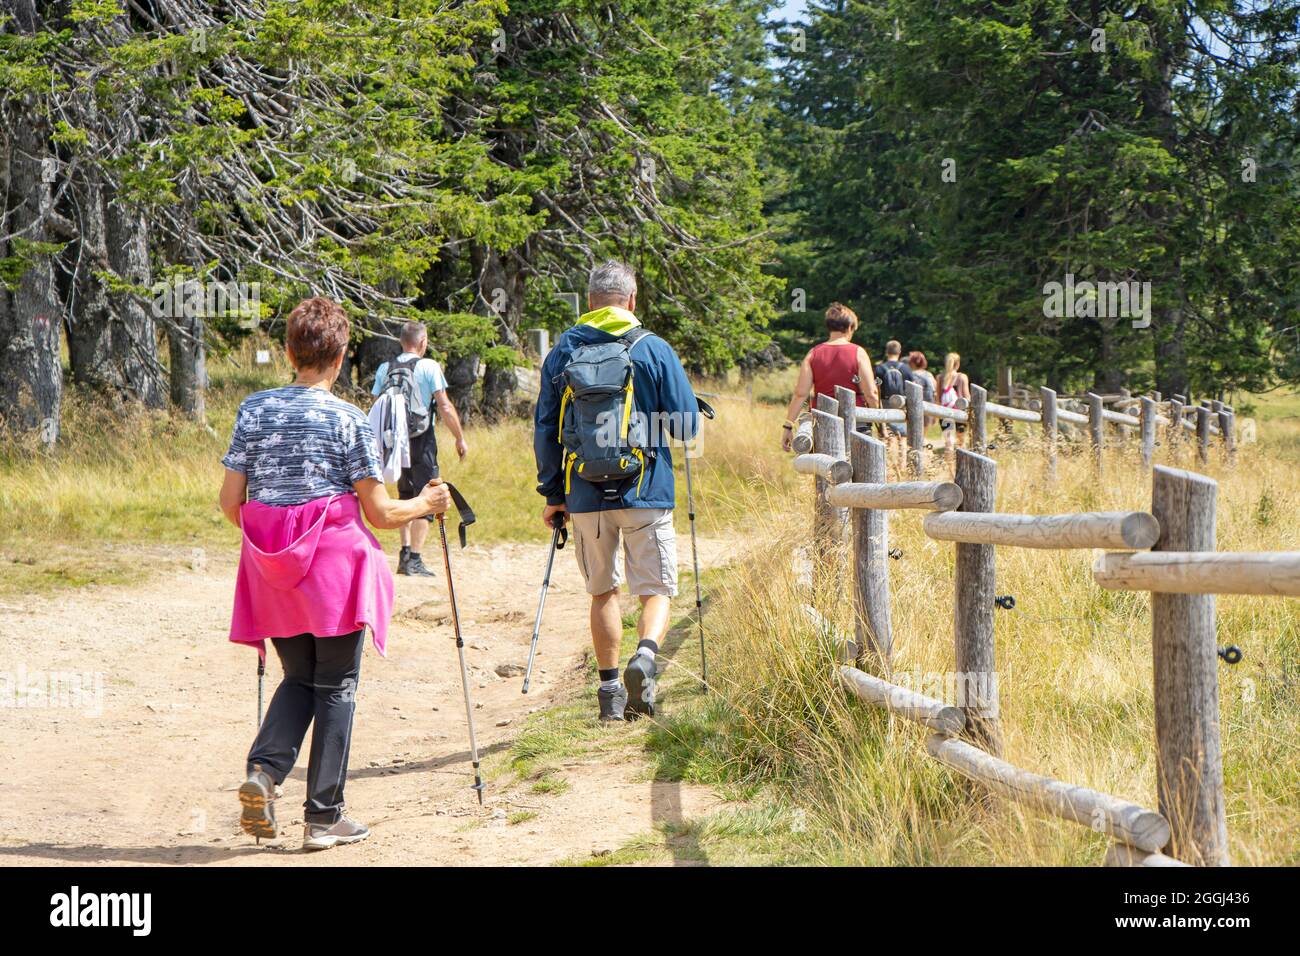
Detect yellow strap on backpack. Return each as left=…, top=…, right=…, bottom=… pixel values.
left=620, top=379, right=635, bottom=442
left=564, top=452, right=576, bottom=494
left=557, top=386, right=573, bottom=444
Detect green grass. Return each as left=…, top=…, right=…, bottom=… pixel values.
left=0, top=342, right=796, bottom=599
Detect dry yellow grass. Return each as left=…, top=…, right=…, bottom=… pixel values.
left=670, top=379, right=1300, bottom=865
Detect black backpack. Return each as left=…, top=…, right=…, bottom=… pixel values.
left=381, top=354, right=430, bottom=438
left=557, top=328, right=653, bottom=501
left=877, top=360, right=908, bottom=400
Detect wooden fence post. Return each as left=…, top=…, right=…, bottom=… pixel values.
left=1087, top=392, right=1104, bottom=472
left=1140, top=396, right=1156, bottom=469
left=835, top=385, right=857, bottom=456
left=1039, top=385, right=1057, bottom=480
left=812, top=398, right=847, bottom=584
left=849, top=432, right=892, bottom=671
left=1195, top=405, right=1211, bottom=465
left=905, top=379, right=925, bottom=478
left=952, top=448, right=1001, bottom=756
left=1150, top=466, right=1228, bottom=866
left=811, top=395, right=852, bottom=598
left=1168, top=396, right=1184, bottom=452
left=969, top=383, right=988, bottom=454
left=1211, top=403, right=1232, bottom=463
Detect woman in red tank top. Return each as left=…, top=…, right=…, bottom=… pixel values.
left=782, top=302, right=880, bottom=451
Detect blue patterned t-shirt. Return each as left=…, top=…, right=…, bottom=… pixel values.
left=222, top=386, right=382, bottom=506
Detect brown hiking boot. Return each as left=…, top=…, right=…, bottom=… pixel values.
left=238, top=764, right=278, bottom=842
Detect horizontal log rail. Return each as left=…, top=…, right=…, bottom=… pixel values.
left=984, top=400, right=1042, bottom=423
left=884, top=394, right=969, bottom=422
left=923, top=510, right=1160, bottom=550
left=837, top=666, right=965, bottom=735
left=926, top=735, right=1172, bottom=853
left=1101, top=408, right=1141, bottom=427
left=792, top=418, right=815, bottom=454
left=793, top=453, right=851, bottom=484
left=853, top=406, right=907, bottom=424
left=1093, top=550, right=1300, bottom=596
left=827, top=480, right=962, bottom=512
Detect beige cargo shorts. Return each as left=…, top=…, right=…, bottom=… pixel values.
left=568, top=508, right=678, bottom=597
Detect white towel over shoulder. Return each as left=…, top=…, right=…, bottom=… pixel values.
left=368, top=391, right=410, bottom=484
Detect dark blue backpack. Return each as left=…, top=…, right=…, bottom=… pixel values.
left=557, top=328, right=652, bottom=501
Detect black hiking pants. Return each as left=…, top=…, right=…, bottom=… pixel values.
left=247, top=630, right=365, bottom=824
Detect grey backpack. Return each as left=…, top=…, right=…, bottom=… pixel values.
left=381, top=354, right=430, bottom=437
left=557, top=328, right=652, bottom=501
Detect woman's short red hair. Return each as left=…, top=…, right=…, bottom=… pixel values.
left=286, top=297, right=350, bottom=371
left=825, top=302, right=858, bottom=333
left=908, top=350, right=928, bottom=370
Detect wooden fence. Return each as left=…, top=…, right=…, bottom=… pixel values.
left=790, top=386, right=1298, bottom=867
left=791, top=383, right=1243, bottom=477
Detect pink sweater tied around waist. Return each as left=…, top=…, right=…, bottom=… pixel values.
left=229, top=493, right=395, bottom=658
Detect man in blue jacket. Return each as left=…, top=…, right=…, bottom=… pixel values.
left=534, top=260, right=700, bottom=722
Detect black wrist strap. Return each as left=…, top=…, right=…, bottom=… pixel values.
left=427, top=481, right=476, bottom=548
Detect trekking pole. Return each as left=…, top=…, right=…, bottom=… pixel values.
left=523, top=513, right=568, bottom=694
left=686, top=399, right=716, bottom=693
left=256, top=657, right=265, bottom=726
left=428, top=484, right=484, bottom=804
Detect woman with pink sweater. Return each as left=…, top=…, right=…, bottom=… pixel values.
left=218, top=297, right=450, bottom=852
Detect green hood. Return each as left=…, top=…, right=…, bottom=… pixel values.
left=577, top=305, right=641, bottom=336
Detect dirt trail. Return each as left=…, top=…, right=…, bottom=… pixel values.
left=0, top=534, right=735, bottom=866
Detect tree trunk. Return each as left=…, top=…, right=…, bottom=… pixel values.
left=1092, top=316, right=1125, bottom=393
left=443, top=355, right=480, bottom=423
left=1140, top=7, right=1190, bottom=400
left=0, top=3, right=64, bottom=446
left=469, top=242, right=526, bottom=421
left=480, top=364, right=516, bottom=421
left=166, top=310, right=207, bottom=421
left=63, top=163, right=166, bottom=408
left=471, top=243, right=526, bottom=350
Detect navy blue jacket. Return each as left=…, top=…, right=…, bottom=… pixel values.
left=534, top=317, right=699, bottom=513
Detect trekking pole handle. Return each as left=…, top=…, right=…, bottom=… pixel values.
left=550, top=512, right=568, bottom=548
left=423, top=481, right=476, bottom=548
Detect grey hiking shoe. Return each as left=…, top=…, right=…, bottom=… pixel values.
left=238, top=764, right=278, bottom=842
left=598, top=684, right=627, bottom=722
left=404, top=553, right=437, bottom=577
left=397, top=546, right=412, bottom=575
left=302, top=816, right=370, bottom=852
left=623, top=654, right=656, bottom=719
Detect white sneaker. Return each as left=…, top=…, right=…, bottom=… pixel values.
left=302, top=816, right=370, bottom=852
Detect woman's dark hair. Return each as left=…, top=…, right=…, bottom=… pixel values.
left=825, top=302, right=857, bottom=333
left=286, top=297, right=350, bottom=371
left=908, top=350, right=928, bottom=371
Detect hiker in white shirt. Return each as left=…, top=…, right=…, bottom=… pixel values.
left=371, top=321, right=469, bottom=576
